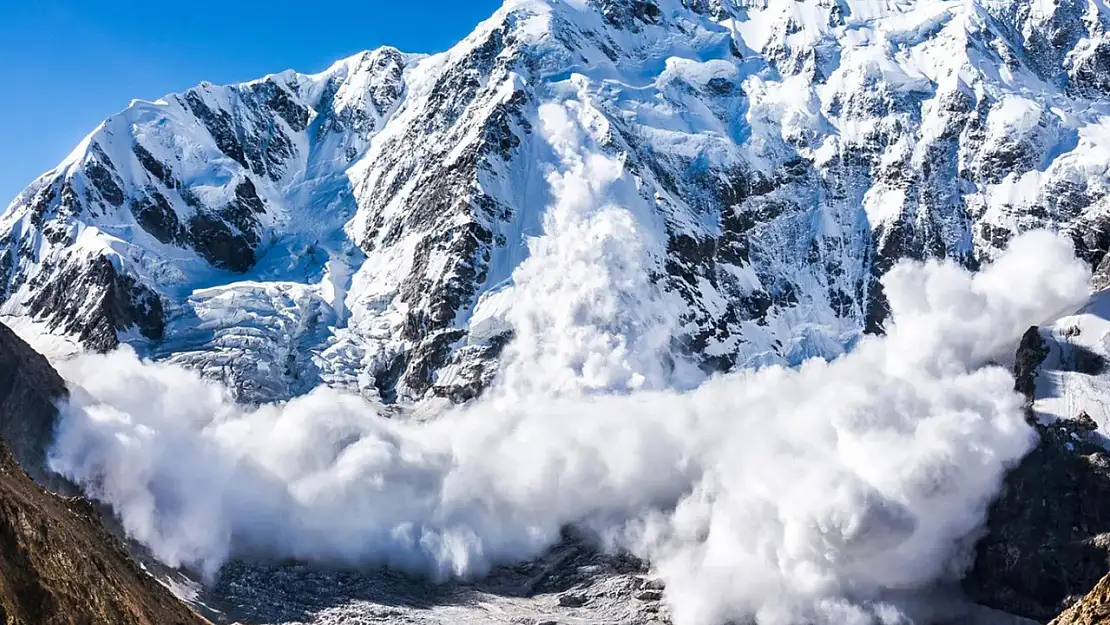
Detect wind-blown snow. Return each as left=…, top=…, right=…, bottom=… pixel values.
left=47, top=176, right=1090, bottom=625
left=478, top=102, right=696, bottom=396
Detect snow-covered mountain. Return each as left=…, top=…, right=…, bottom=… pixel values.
left=3, top=0, right=1110, bottom=403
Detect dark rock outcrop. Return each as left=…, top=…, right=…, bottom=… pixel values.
left=964, top=328, right=1110, bottom=621
left=25, top=255, right=165, bottom=352
left=0, top=323, right=67, bottom=485
left=0, top=437, right=209, bottom=625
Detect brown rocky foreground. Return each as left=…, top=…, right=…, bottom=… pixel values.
left=1050, top=572, right=1110, bottom=625
left=0, top=323, right=208, bottom=625
left=0, top=436, right=209, bottom=624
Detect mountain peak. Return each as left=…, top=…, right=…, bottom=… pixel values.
left=1, top=0, right=1108, bottom=405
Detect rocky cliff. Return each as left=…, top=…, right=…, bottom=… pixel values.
left=0, top=322, right=67, bottom=486
left=0, top=438, right=208, bottom=625
left=1050, top=571, right=1110, bottom=625
left=0, top=323, right=207, bottom=625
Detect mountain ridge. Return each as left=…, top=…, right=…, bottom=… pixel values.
left=1, top=0, right=1108, bottom=405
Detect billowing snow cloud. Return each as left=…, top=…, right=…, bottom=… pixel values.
left=47, top=101, right=1092, bottom=625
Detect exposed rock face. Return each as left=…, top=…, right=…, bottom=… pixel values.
left=965, top=324, right=1110, bottom=621
left=0, top=322, right=207, bottom=625
left=1050, top=571, right=1110, bottom=625
left=0, top=322, right=67, bottom=485
left=2, top=0, right=1108, bottom=404
left=0, top=438, right=209, bottom=625
left=965, top=414, right=1110, bottom=621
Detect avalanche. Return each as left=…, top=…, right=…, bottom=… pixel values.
left=49, top=226, right=1090, bottom=625
left=46, top=80, right=1097, bottom=625
left=3, top=1, right=1110, bottom=622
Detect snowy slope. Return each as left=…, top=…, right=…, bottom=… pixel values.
left=3, top=0, right=1110, bottom=403
left=1029, top=288, right=1110, bottom=442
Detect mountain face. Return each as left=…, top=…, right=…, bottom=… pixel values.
left=0, top=322, right=67, bottom=487
left=2, top=0, right=1110, bottom=403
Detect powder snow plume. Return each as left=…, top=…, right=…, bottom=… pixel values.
left=47, top=101, right=1092, bottom=625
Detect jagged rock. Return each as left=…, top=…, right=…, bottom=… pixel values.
left=1050, top=571, right=1110, bottom=625
left=964, top=327, right=1110, bottom=621
left=0, top=322, right=67, bottom=485
left=964, top=416, right=1110, bottom=621
left=0, top=437, right=209, bottom=625
left=24, top=255, right=165, bottom=353
left=1013, top=326, right=1050, bottom=410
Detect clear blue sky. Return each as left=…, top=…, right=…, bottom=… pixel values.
left=0, top=0, right=503, bottom=206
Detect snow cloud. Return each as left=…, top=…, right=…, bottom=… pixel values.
left=47, top=101, right=1092, bottom=625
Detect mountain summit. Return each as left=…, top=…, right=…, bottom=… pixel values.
left=2, top=0, right=1109, bottom=403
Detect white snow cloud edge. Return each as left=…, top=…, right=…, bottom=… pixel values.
left=47, top=102, right=1093, bottom=625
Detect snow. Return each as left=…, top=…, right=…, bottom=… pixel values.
left=1, top=1, right=1110, bottom=623
left=49, top=230, right=1087, bottom=625
left=1033, top=290, right=1110, bottom=444
left=0, top=315, right=82, bottom=361
left=0, top=0, right=1108, bottom=406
